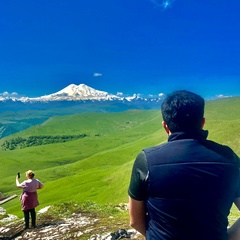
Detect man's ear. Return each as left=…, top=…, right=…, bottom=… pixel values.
left=201, top=117, right=205, bottom=129
left=162, top=121, right=171, bottom=135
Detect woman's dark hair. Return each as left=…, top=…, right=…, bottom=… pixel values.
left=161, top=90, right=205, bottom=132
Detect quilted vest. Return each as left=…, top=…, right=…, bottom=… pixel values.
left=144, top=131, right=240, bottom=240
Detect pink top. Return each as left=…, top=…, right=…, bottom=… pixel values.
left=20, top=178, right=43, bottom=210
left=20, top=178, right=43, bottom=192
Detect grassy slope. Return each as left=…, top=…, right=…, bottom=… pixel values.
left=204, top=97, right=240, bottom=154
left=1, top=110, right=165, bottom=216
left=1, top=97, right=240, bottom=218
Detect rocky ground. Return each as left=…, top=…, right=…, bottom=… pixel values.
left=0, top=206, right=144, bottom=240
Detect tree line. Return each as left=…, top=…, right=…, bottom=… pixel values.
left=1, top=134, right=87, bottom=150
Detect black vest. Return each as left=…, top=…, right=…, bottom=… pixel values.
left=144, top=130, right=240, bottom=240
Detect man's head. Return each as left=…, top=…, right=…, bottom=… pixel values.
left=161, top=90, right=205, bottom=133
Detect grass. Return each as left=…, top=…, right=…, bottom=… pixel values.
left=0, top=97, right=239, bottom=223
left=38, top=201, right=123, bottom=219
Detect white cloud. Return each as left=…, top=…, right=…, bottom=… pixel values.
left=93, top=73, right=103, bottom=77
left=0, top=92, right=19, bottom=97
left=2, top=91, right=9, bottom=96
left=147, top=93, right=165, bottom=98
left=117, top=92, right=123, bottom=96
left=216, top=94, right=230, bottom=99
left=149, top=0, right=175, bottom=9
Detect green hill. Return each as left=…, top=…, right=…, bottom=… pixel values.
left=0, top=97, right=239, bottom=218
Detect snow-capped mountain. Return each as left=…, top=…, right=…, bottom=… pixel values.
left=0, top=83, right=164, bottom=103
left=0, top=84, right=165, bottom=138
left=23, top=84, right=122, bottom=102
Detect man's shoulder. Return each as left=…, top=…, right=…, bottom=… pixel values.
left=143, top=142, right=169, bottom=154
left=203, top=139, right=239, bottom=162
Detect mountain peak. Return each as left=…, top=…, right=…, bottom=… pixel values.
left=24, top=83, right=119, bottom=102
left=0, top=83, right=165, bottom=103
left=52, top=83, right=109, bottom=99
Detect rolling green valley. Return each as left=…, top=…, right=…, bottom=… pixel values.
left=0, top=97, right=240, bottom=224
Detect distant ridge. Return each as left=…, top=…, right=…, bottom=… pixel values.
left=0, top=83, right=164, bottom=103
left=27, top=84, right=121, bottom=102
left=0, top=95, right=239, bottom=139
left=0, top=83, right=165, bottom=138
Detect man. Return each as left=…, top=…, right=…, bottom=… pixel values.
left=128, top=90, right=240, bottom=240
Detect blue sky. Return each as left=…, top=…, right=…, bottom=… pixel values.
left=0, top=0, right=240, bottom=98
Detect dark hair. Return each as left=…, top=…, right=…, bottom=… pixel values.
left=161, top=90, right=205, bottom=132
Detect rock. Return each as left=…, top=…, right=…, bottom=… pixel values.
left=0, top=205, right=145, bottom=239
left=0, top=207, right=6, bottom=215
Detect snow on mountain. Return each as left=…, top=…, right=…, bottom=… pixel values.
left=0, top=83, right=164, bottom=103
left=20, top=84, right=122, bottom=102
left=56, top=84, right=108, bottom=98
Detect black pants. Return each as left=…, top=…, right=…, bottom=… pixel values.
left=23, top=208, right=36, bottom=228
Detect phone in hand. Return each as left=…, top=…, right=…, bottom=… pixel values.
left=17, top=172, right=20, bottom=179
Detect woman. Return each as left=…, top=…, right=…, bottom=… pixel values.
left=16, top=170, right=44, bottom=229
